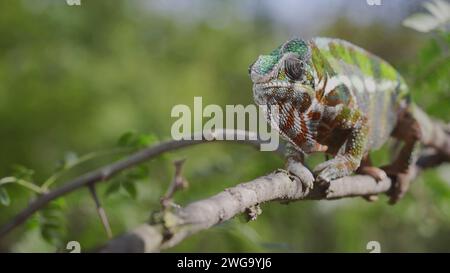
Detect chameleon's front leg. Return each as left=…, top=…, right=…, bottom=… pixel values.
left=284, top=143, right=315, bottom=190
left=314, top=107, right=369, bottom=185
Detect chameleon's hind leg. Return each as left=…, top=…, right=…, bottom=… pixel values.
left=382, top=109, right=421, bottom=204
left=356, top=154, right=388, bottom=202
left=284, top=143, right=315, bottom=191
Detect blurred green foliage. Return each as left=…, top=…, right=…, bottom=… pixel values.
left=0, top=1, right=449, bottom=252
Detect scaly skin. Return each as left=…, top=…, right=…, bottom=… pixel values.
left=249, top=38, right=420, bottom=201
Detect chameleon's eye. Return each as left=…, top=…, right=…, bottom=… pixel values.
left=285, top=57, right=304, bottom=80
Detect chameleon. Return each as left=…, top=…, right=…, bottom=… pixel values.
left=249, top=37, right=423, bottom=203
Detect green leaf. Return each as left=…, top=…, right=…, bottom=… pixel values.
left=105, top=165, right=146, bottom=199
left=118, top=131, right=158, bottom=148
left=105, top=180, right=121, bottom=197
left=137, top=133, right=158, bottom=147
left=126, top=165, right=149, bottom=180
left=117, top=131, right=137, bottom=147
left=122, top=181, right=137, bottom=199
left=0, top=187, right=10, bottom=206
left=25, top=214, right=40, bottom=231
left=11, top=164, right=35, bottom=181
left=39, top=199, right=67, bottom=248
left=41, top=226, right=63, bottom=247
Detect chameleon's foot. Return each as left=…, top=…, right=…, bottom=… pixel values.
left=356, top=166, right=387, bottom=182
left=381, top=164, right=414, bottom=204
left=313, top=156, right=355, bottom=186
left=387, top=172, right=412, bottom=204
left=356, top=159, right=386, bottom=202
left=286, top=159, right=315, bottom=191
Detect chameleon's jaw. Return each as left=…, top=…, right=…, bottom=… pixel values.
left=253, top=80, right=314, bottom=99
left=252, top=81, right=290, bottom=105
left=258, top=80, right=292, bottom=90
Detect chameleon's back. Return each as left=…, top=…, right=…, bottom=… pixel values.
left=310, top=37, right=410, bottom=149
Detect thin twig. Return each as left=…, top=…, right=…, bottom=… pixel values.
left=41, top=148, right=129, bottom=191
left=160, top=159, right=189, bottom=209
left=88, top=185, right=113, bottom=239
left=0, top=177, right=46, bottom=194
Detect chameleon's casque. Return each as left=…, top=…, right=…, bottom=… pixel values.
left=249, top=38, right=420, bottom=201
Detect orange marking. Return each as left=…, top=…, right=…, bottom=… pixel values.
left=307, top=111, right=321, bottom=121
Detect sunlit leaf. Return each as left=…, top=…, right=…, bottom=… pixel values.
left=137, top=133, right=158, bottom=147
left=118, top=131, right=158, bottom=148
left=403, top=14, right=442, bottom=32
left=424, top=0, right=450, bottom=22
left=54, top=152, right=79, bottom=171
left=403, top=0, right=450, bottom=32
left=63, top=152, right=79, bottom=168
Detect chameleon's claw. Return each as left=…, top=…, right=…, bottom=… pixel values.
left=356, top=166, right=387, bottom=182
left=289, top=173, right=314, bottom=190
left=387, top=172, right=412, bottom=204
left=382, top=159, right=415, bottom=204
left=314, top=156, right=356, bottom=188
left=286, top=160, right=315, bottom=191
left=315, top=173, right=334, bottom=195
left=314, top=159, right=340, bottom=185
left=315, top=172, right=332, bottom=187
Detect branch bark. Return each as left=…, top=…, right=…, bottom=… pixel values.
left=100, top=109, right=450, bottom=252
left=100, top=147, right=446, bottom=253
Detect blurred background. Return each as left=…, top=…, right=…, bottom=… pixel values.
left=0, top=0, right=449, bottom=252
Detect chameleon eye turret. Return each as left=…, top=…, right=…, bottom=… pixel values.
left=284, top=57, right=304, bottom=81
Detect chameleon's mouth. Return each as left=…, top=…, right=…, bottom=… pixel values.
left=258, top=81, right=293, bottom=90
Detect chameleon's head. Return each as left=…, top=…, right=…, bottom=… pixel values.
left=249, top=38, right=315, bottom=108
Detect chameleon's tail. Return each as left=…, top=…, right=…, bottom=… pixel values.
left=411, top=103, right=450, bottom=158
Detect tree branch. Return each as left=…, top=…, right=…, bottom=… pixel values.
left=100, top=147, right=448, bottom=253
left=0, top=130, right=282, bottom=238
left=100, top=110, right=450, bottom=252
left=1, top=111, right=449, bottom=252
